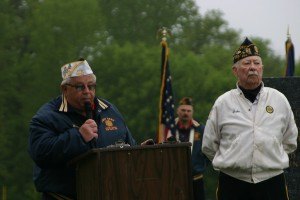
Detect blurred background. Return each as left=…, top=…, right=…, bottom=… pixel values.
left=0, top=0, right=299, bottom=199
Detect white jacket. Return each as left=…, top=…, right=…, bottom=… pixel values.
left=202, top=84, right=298, bottom=183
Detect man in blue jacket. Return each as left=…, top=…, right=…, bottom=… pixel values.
left=28, top=58, right=136, bottom=199
left=168, top=97, right=208, bottom=200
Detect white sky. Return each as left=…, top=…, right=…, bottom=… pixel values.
left=195, top=0, right=300, bottom=60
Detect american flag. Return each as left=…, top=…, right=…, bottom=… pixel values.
left=285, top=35, right=295, bottom=77
left=157, top=40, right=176, bottom=143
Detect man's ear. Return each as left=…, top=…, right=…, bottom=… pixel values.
left=232, top=67, right=238, bottom=77
left=60, top=85, right=67, bottom=93
left=176, top=106, right=180, bottom=115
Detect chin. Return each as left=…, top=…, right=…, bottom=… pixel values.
left=247, top=77, right=260, bottom=83
left=82, top=99, right=92, bottom=103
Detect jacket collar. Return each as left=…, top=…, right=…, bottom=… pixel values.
left=236, top=82, right=265, bottom=95
left=58, top=96, right=109, bottom=112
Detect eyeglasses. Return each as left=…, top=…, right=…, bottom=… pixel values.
left=65, top=83, right=96, bottom=92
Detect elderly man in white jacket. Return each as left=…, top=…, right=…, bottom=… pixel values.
left=202, top=37, right=298, bottom=200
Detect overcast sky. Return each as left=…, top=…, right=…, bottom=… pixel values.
left=195, top=0, right=300, bottom=60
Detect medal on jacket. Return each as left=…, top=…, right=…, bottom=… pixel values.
left=266, top=105, right=274, bottom=114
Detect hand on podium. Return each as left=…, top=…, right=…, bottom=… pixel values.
left=141, top=138, right=155, bottom=146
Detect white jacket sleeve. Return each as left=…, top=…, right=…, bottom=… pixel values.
left=282, top=106, right=298, bottom=154
left=202, top=104, right=220, bottom=161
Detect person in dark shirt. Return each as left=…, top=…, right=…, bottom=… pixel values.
left=28, top=59, right=136, bottom=199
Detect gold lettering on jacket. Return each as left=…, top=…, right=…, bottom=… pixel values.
left=102, top=118, right=118, bottom=131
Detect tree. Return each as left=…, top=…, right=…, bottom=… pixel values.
left=98, top=0, right=200, bottom=45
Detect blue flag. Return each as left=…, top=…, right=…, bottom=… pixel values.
left=157, top=40, right=176, bottom=143
left=285, top=37, right=295, bottom=76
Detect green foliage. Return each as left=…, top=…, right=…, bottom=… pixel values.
left=0, top=0, right=295, bottom=199
left=92, top=43, right=161, bottom=141
left=174, top=10, right=240, bottom=55
left=204, top=165, right=218, bottom=199
left=98, top=0, right=200, bottom=46
left=295, top=61, right=300, bottom=76
left=171, top=44, right=235, bottom=123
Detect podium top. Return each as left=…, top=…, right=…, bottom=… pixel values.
left=69, top=142, right=192, bottom=166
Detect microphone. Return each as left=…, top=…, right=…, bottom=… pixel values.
left=84, top=102, right=93, bottom=119
left=84, top=102, right=97, bottom=148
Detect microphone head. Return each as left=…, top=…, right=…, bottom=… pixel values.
left=84, top=102, right=92, bottom=119
left=84, top=101, right=92, bottom=110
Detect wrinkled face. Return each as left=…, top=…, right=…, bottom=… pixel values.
left=177, top=105, right=193, bottom=123
left=232, top=56, right=263, bottom=89
left=61, top=74, right=96, bottom=111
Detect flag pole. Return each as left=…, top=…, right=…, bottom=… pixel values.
left=2, top=185, right=7, bottom=200
left=156, top=27, right=172, bottom=143
left=284, top=25, right=295, bottom=77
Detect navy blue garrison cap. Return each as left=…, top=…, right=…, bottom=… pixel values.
left=233, top=37, right=260, bottom=63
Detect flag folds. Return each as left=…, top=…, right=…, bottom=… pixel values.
left=157, top=40, right=176, bottom=143
left=285, top=37, right=295, bottom=76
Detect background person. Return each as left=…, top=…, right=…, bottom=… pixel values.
left=168, top=97, right=208, bottom=200
left=202, top=38, right=298, bottom=200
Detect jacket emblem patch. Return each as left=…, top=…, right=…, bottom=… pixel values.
left=102, top=118, right=118, bottom=131
left=194, top=132, right=201, bottom=141
left=266, top=105, right=274, bottom=114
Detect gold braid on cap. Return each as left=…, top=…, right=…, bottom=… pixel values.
left=179, top=97, right=193, bottom=106
left=233, top=37, right=260, bottom=63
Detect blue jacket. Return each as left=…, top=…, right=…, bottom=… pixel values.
left=28, top=96, right=136, bottom=198
left=175, top=119, right=208, bottom=178
left=191, top=123, right=208, bottom=177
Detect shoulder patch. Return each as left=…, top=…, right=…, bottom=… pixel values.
left=192, top=119, right=200, bottom=127
left=194, top=132, right=201, bottom=141
left=97, top=99, right=108, bottom=110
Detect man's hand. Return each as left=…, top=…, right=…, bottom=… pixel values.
left=141, top=138, right=155, bottom=145
left=79, top=119, right=98, bottom=142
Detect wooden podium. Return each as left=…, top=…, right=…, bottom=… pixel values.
left=70, top=143, right=193, bottom=200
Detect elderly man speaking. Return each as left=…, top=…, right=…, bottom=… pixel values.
left=29, top=59, right=136, bottom=199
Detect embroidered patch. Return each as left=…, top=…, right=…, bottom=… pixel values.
left=102, top=118, right=118, bottom=131
left=76, top=69, right=84, bottom=76
left=233, top=109, right=240, bottom=113
left=266, top=106, right=274, bottom=114
left=194, top=132, right=201, bottom=141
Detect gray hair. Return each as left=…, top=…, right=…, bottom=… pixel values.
left=232, top=57, right=263, bottom=69
left=232, top=60, right=241, bottom=69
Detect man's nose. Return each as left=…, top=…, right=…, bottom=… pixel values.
left=249, top=63, right=257, bottom=70
left=82, top=85, right=91, bottom=92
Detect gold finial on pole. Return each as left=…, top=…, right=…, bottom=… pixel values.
left=157, top=27, right=172, bottom=42
left=287, top=25, right=291, bottom=40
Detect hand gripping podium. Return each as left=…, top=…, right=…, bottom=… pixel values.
left=70, top=143, right=193, bottom=200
